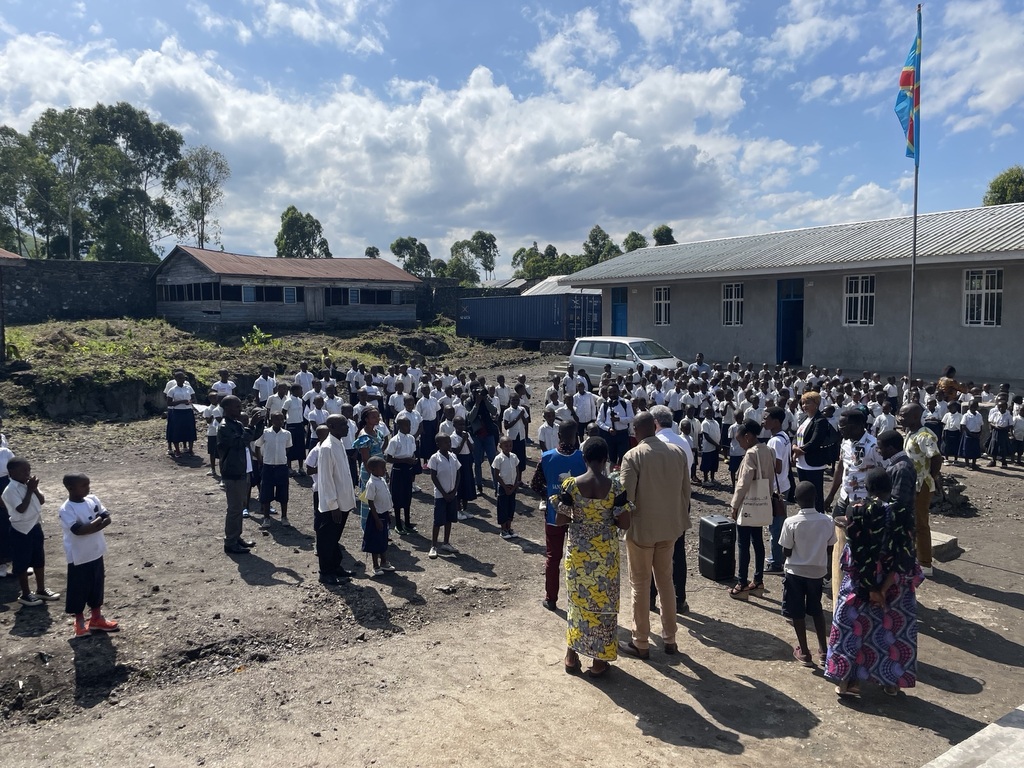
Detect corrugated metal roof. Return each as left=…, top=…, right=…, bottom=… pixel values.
left=159, top=246, right=421, bottom=283
left=480, top=277, right=529, bottom=290
left=0, top=247, right=24, bottom=261
left=521, top=275, right=601, bottom=296
left=564, top=203, right=1024, bottom=285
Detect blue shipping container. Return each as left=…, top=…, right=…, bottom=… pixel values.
left=456, top=293, right=602, bottom=341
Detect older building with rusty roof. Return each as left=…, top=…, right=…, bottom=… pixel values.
left=154, top=245, right=420, bottom=328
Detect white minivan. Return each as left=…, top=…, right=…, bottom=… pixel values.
left=569, top=336, right=682, bottom=378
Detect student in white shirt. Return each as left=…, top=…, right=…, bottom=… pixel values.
left=3, top=458, right=59, bottom=606
left=537, top=408, right=560, bottom=453
left=427, top=434, right=460, bottom=559
left=450, top=416, right=477, bottom=519
left=306, top=396, right=329, bottom=448
left=59, top=473, right=119, bottom=637
left=727, top=414, right=745, bottom=490
left=211, top=369, right=236, bottom=398
left=872, top=402, right=896, bottom=436
left=572, top=382, right=597, bottom=442
left=596, top=384, right=633, bottom=467
left=502, top=394, right=530, bottom=470
left=362, top=457, right=395, bottom=575
left=252, top=366, right=277, bottom=406
left=322, top=385, right=344, bottom=416
left=385, top=415, right=419, bottom=533
left=492, top=436, right=521, bottom=539
left=305, top=424, right=330, bottom=516
left=283, top=384, right=307, bottom=475
left=202, top=392, right=224, bottom=477
left=255, top=413, right=293, bottom=526
left=765, top=407, right=793, bottom=573
left=416, top=385, right=441, bottom=464
left=959, top=400, right=984, bottom=470
left=699, top=414, right=722, bottom=485
left=293, top=362, right=315, bottom=396
left=165, top=370, right=196, bottom=457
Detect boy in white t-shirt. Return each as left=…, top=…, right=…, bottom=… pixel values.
left=362, top=457, right=395, bottom=576
left=492, top=436, right=521, bottom=540
left=2, top=458, right=60, bottom=607
left=211, top=369, right=236, bottom=398
left=59, top=473, right=119, bottom=637
left=778, top=481, right=836, bottom=667
left=537, top=408, right=559, bottom=453
left=427, top=435, right=460, bottom=560
left=203, top=391, right=224, bottom=477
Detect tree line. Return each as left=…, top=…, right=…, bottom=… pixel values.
left=0, top=102, right=230, bottom=262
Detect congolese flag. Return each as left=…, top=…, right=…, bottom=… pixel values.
left=894, top=6, right=922, bottom=164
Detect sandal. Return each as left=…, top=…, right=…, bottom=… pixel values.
left=564, top=652, right=581, bottom=675
left=793, top=646, right=813, bottom=667
left=883, top=685, right=899, bottom=697
left=585, top=661, right=610, bottom=679
left=748, top=582, right=766, bottom=597
left=835, top=681, right=861, bottom=698
left=729, top=583, right=751, bottom=600
left=817, top=648, right=828, bottom=665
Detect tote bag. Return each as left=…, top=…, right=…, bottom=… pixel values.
left=739, top=446, right=773, bottom=527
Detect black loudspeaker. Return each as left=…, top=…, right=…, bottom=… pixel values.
left=699, top=514, right=736, bottom=581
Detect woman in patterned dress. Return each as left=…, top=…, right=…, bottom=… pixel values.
left=826, top=467, right=923, bottom=698
left=553, top=437, right=632, bottom=678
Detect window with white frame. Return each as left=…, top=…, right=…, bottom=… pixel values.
left=283, top=286, right=297, bottom=304
left=722, top=283, right=744, bottom=326
left=963, top=269, right=1002, bottom=327
left=349, top=288, right=361, bottom=305
left=653, top=286, right=670, bottom=326
left=844, top=275, right=875, bottom=326
left=242, top=285, right=256, bottom=304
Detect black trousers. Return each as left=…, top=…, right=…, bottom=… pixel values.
left=651, top=533, right=687, bottom=604
left=313, top=506, right=349, bottom=576
left=66, top=557, right=104, bottom=615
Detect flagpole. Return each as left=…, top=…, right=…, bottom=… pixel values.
left=906, top=4, right=922, bottom=383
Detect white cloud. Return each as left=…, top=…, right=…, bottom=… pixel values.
left=930, top=0, right=1024, bottom=135
left=527, top=8, right=619, bottom=93
left=623, top=0, right=738, bottom=48
left=797, top=69, right=890, bottom=104
left=88, top=21, right=103, bottom=36
left=761, top=0, right=860, bottom=70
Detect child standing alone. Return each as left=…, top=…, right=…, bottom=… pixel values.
left=778, top=481, right=836, bottom=666
left=59, top=473, right=119, bottom=637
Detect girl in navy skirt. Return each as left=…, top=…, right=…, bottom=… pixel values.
left=451, top=417, right=477, bottom=520
left=362, top=457, right=394, bottom=576
left=384, top=416, right=418, bottom=533
left=941, top=402, right=962, bottom=464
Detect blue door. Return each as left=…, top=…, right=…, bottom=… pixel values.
left=776, top=279, right=804, bottom=365
left=611, top=287, right=628, bottom=336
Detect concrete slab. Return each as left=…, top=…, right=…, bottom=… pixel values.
left=922, top=705, right=1024, bottom=767
left=932, top=531, right=962, bottom=562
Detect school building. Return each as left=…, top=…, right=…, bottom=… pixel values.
left=562, top=202, right=1024, bottom=382
left=154, top=245, right=421, bottom=328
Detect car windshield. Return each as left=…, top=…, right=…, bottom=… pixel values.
left=629, top=340, right=673, bottom=359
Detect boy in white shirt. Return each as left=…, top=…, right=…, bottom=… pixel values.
left=203, top=392, right=224, bottom=477
left=492, top=436, right=521, bottom=539
left=502, top=394, right=529, bottom=472
left=211, top=369, right=236, bottom=398
left=283, top=384, right=307, bottom=475
left=778, top=482, right=836, bottom=666
left=537, top=408, right=560, bottom=453
left=59, top=473, right=118, bottom=637
left=727, top=414, right=745, bottom=491
left=427, top=435, right=460, bottom=559
left=0, top=439, right=12, bottom=579
left=2, top=458, right=60, bottom=606
left=437, top=405, right=456, bottom=439
left=252, top=366, right=277, bottom=406
left=306, top=396, right=329, bottom=449
left=293, top=362, right=315, bottom=395
left=699, top=413, right=722, bottom=486
left=362, top=457, right=395, bottom=576
left=255, top=413, right=293, bottom=527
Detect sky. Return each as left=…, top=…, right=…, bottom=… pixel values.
left=0, top=0, right=1022, bottom=277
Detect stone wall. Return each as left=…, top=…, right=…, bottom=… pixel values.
left=415, top=278, right=525, bottom=322
left=1, top=260, right=157, bottom=325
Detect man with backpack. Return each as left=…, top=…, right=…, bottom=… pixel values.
left=792, top=391, right=839, bottom=512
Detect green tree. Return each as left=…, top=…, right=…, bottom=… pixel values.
left=652, top=224, right=676, bottom=246
left=429, top=258, right=449, bottom=278
left=469, top=230, right=498, bottom=280
left=983, top=165, right=1024, bottom=206
left=623, top=230, right=648, bottom=252
left=166, top=144, right=230, bottom=249
left=91, top=102, right=183, bottom=258
left=543, top=243, right=559, bottom=261
left=274, top=205, right=332, bottom=258
left=364, top=245, right=380, bottom=258
left=0, top=126, right=34, bottom=256
left=582, top=224, right=621, bottom=264
left=390, top=236, right=432, bottom=278
left=28, top=107, right=114, bottom=259
left=447, top=240, right=481, bottom=285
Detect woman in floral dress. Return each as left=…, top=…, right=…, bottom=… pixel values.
left=553, top=437, right=632, bottom=678
left=826, top=467, right=923, bottom=697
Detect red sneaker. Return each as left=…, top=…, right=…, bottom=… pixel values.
left=89, top=615, right=119, bottom=632
left=74, top=622, right=90, bottom=637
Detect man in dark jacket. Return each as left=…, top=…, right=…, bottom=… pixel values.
left=218, top=396, right=263, bottom=554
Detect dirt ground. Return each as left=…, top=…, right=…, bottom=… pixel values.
left=1, top=357, right=1023, bottom=768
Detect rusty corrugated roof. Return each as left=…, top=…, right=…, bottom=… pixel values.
left=164, top=246, right=421, bottom=283
left=564, top=202, right=1024, bottom=285
left=0, top=247, right=25, bottom=261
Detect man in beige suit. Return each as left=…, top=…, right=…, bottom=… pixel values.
left=618, top=411, right=691, bottom=659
